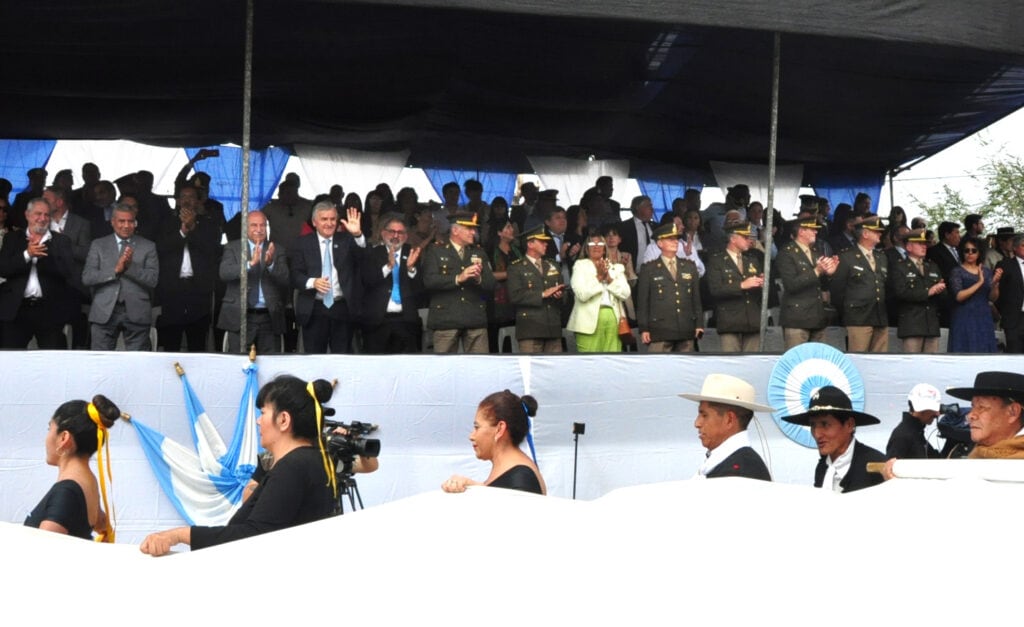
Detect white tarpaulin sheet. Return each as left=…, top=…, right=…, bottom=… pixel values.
left=1, top=351, right=1017, bottom=543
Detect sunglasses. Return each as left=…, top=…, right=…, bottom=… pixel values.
left=964, top=248, right=979, bottom=254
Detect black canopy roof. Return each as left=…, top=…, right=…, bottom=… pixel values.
left=4, top=1, right=1024, bottom=182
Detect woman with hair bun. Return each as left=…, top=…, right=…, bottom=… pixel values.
left=25, top=395, right=122, bottom=541
left=442, top=390, right=546, bottom=495
left=141, top=375, right=338, bottom=555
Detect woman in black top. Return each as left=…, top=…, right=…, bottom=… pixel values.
left=442, top=390, right=546, bottom=495
left=140, top=376, right=337, bottom=555
left=25, top=395, right=122, bottom=541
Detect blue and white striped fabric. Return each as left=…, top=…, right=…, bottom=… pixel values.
left=130, top=362, right=261, bottom=525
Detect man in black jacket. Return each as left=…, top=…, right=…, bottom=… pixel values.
left=783, top=386, right=886, bottom=493
left=886, top=383, right=942, bottom=460
left=679, top=373, right=773, bottom=481
left=359, top=214, right=423, bottom=353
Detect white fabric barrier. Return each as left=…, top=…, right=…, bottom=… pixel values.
left=710, top=160, right=804, bottom=214
left=294, top=144, right=410, bottom=200
left=1, top=351, right=1014, bottom=543
left=4, top=478, right=1021, bottom=625
left=528, top=156, right=630, bottom=207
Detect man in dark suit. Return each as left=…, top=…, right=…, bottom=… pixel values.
left=616, top=195, right=654, bottom=275
left=507, top=225, right=566, bottom=353
left=926, top=221, right=961, bottom=280
left=782, top=386, right=886, bottom=493
left=155, top=185, right=222, bottom=352
left=10, top=167, right=47, bottom=231
left=679, top=374, right=772, bottom=481
left=218, top=211, right=290, bottom=354
left=359, top=213, right=423, bottom=354
left=82, top=202, right=159, bottom=350
left=0, top=198, right=81, bottom=348
left=830, top=216, right=889, bottom=352
left=776, top=217, right=839, bottom=349
left=43, top=185, right=91, bottom=349
left=996, top=234, right=1024, bottom=353
left=705, top=221, right=764, bottom=352
left=290, top=201, right=366, bottom=353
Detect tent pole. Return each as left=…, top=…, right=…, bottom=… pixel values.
left=888, top=168, right=895, bottom=210
left=238, top=0, right=254, bottom=352
left=759, top=32, right=781, bottom=350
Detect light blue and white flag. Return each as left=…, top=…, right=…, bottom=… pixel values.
left=129, top=362, right=261, bottom=526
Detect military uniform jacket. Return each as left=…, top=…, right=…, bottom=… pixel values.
left=775, top=240, right=828, bottom=330
left=422, top=242, right=495, bottom=330
left=706, top=249, right=762, bottom=334
left=507, top=255, right=565, bottom=340
left=636, top=257, right=702, bottom=342
left=831, top=245, right=888, bottom=327
left=887, top=256, right=943, bottom=338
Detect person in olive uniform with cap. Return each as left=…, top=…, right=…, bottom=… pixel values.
left=782, top=385, right=886, bottom=493
left=506, top=224, right=566, bottom=352
left=776, top=216, right=839, bottom=349
left=830, top=215, right=889, bottom=352
left=636, top=222, right=703, bottom=352
left=421, top=211, right=495, bottom=353
left=705, top=220, right=764, bottom=352
left=888, top=228, right=946, bottom=353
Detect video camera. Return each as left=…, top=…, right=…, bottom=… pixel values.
left=322, top=418, right=381, bottom=475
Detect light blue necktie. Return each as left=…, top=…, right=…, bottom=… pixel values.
left=390, top=249, right=402, bottom=305
left=322, top=239, right=334, bottom=309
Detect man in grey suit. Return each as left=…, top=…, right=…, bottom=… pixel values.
left=82, top=202, right=159, bottom=350
left=217, top=211, right=290, bottom=353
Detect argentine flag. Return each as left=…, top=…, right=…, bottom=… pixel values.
left=130, top=362, right=261, bottom=526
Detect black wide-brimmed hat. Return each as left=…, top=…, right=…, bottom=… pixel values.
left=781, top=385, right=880, bottom=426
left=947, top=371, right=1024, bottom=402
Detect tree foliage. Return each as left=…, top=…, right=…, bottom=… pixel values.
left=911, top=184, right=970, bottom=228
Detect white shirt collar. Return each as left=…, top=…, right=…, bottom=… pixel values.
left=696, top=430, right=750, bottom=478
left=822, top=437, right=857, bottom=493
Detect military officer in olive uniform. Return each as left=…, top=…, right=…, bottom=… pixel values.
left=888, top=229, right=947, bottom=353
left=776, top=217, right=839, bottom=349
left=706, top=221, right=764, bottom=352
left=636, top=223, right=703, bottom=352
left=507, top=225, right=566, bottom=352
left=422, top=211, right=495, bottom=353
left=830, top=215, right=889, bottom=352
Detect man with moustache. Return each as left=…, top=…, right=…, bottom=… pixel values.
left=359, top=213, right=423, bottom=353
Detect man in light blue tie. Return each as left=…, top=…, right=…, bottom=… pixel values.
left=358, top=214, right=424, bottom=353
left=291, top=201, right=366, bottom=353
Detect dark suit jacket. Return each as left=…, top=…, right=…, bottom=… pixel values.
left=706, top=446, right=771, bottom=481
left=290, top=231, right=366, bottom=325
left=58, top=212, right=92, bottom=266
left=155, top=212, right=222, bottom=324
left=996, top=256, right=1024, bottom=333
left=359, top=243, right=423, bottom=325
left=0, top=232, right=81, bottom=325
left=218, top=239, right=290, bottom=333
left=926, top=243, right=959, bottom=280
left=814, top=440, right=886, bottom=493
left=616, top=217, right=646, bottom=274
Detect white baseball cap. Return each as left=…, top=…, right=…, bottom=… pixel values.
left=908, top=383, right=941, bottom=412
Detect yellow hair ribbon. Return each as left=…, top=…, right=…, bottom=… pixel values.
left=306, top=382, right=337, bottom=499
left=87, top=403, right=115, bottom=543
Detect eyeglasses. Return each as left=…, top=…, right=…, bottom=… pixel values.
left=964, top=248, right=979, bottom=254
left=587, top=242, right=606, bottom=247
left=382, top=228, right=407, bottom=236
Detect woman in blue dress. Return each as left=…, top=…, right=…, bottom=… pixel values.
left=948, top=236, right=1003, bottom=352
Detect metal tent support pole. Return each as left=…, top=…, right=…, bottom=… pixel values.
left=759, top=32, right=781, bottom=349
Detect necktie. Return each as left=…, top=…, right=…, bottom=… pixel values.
left=322, top=239, right=334, bottom=309
left=866, top=252, right=876, bottom=272
left=390, top=249, right=402, bottom=305
left=667, top=258, right=677, bottom=280
left=951, top=246, right=959, bottom=263
left=732, top=252, right=743, bottom=272
left=119, top=239, right=127, bottom=255
left=643, top=222, right=651, bottom=246
left=248, top=245, right=262, bottom=308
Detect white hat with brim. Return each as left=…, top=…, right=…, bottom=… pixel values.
left=678, top=373, right=774, bottom=413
